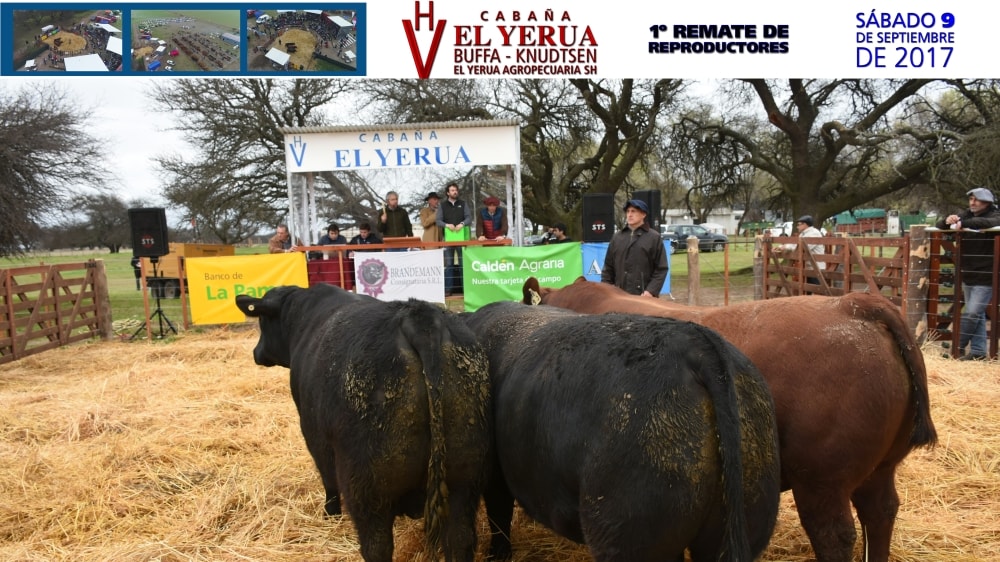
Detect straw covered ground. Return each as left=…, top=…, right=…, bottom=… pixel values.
left=1, top=327, right=997, bottom=561
left=276, top=28, right=318, bottom=71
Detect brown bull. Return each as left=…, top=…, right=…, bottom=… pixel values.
left=523, top=276, right=937, bottom=562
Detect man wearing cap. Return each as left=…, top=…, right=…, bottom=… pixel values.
left=420, top=191, right=442, bottom=243
left=601, top=199, right=668, bottom=297
left=782, top=215, right=826, bottom=284
left=936, top=187, right=1000, bottom=360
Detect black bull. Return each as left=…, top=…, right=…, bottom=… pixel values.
left=235, top=284, right=491, bottom=562
left=464, top=302, right=782, bottom=561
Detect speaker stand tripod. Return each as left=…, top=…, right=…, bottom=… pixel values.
left=132, top=257, right=178, bottom=340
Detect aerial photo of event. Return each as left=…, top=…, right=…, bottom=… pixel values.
left=247, top=8, right=358, bottom=72
left=130, top=9, right=241, bottom=72
left=11, top=9, right=124, bottom=72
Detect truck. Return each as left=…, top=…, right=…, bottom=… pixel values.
left=142, top=243, right=236, bottom=298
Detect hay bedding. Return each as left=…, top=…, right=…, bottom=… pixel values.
left=42, top=32, right=87, bottom=52
left=0, top=329, right=997, bottom=561
left=276, top=29, right=318, bottom=71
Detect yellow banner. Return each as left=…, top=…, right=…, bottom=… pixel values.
left=185, top=253, right=309, bottom=324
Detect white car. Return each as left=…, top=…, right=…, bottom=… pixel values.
left=768, top=222, right=795, bottom=237
left=769, top=221, right=827, bottom=236
left=166, top=60, right=175, bottom=66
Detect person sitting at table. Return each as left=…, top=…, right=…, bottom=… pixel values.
left=347, top=222, right=382, bottom=258
left=309, top=223, right=348, bottom=259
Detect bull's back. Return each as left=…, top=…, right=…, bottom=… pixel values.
left=468, top=304, right=780, bottom=559
left=693, top=296, right=931, bottom=483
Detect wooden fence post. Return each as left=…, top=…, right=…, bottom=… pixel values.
left=687, top=235, right=700, bottom=305
left=904, top=226, right=930, bottom=342
left=753, top=235, right=764, bottom=300
left=92, top=259, right=113, bottom=341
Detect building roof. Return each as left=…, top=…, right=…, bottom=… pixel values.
left=64, top=53, right=108, bottom=72
left=265, top=48, right=290, bottom=66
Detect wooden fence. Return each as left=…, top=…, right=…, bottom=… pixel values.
left=1, top=260, right=113, bottom=365
left=754, top=226, right=1000, bottom=354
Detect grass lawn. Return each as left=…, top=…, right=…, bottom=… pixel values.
left=1, top=247, right=270, bottom=337
left=2, top=243, right=760, bottom=339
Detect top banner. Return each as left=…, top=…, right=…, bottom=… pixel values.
left=2, top=1, right=996, bottom=78
left=385, top=1, right=993, bottom=79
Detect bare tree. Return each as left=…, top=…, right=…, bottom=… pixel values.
left=66, top=192, right=137, bottom=253
left=149, top=78, right=352, bottom=243
left=0, top=83, right=111, bottom=257
left=355, top=79, right=684, bottom=238
left=670, top=79, right=962, bottom=224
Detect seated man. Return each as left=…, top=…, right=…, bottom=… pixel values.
left=310, top=223, right=347, bottom=260
left=347, top=222, right=382, bottom=258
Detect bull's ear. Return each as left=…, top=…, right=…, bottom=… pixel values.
left=522, top=277, right=541, bottom=304
left=235, top=295, right=266, bottom=317
left=574, top=276, right=588, bottom=284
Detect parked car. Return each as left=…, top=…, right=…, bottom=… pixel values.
left=768, top=221, right=795, bottom=237
left=661, top=224, right=729, bottom=253
left=523, top=233, right=548, bottom=246
left=166, top=60, right=175, bottom=66
left=768, top=221, right=827, bottom=237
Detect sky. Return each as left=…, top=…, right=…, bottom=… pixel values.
left=5, top=76, right=456, bottom=217
left=63, top=77, right=187, bottom=205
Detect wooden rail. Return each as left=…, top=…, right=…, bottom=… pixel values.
left=1, top=260, right=112, bottom=365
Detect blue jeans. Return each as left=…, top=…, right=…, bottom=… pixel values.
left=960, top=283, right=992, bottom=356
left=444, top=246, right=463, bottom=293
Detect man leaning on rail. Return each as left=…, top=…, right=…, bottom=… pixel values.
left=936, top=187, right=1000, bottom=361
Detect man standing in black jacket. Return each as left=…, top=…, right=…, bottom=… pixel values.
left=436, top=183, right=471, bottom=296
left=936, top=187, right=1000, bottom=360
left=601, top=199, right=668, bottom=297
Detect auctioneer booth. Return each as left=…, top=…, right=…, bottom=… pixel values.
left=279, top=119, right=525, bottom=247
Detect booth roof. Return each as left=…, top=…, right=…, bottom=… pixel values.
left=106, top=36, right=123, bottom=56
left=265, top=48, right=291, bottom=65
left=64, top=53, right=108, bottom=72
left=279, top=118, right=521, bottom=135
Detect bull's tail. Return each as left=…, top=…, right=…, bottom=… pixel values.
left=400, top=303, right=450, bottom=554
left=843, top=294, right=938, bottom=448
left=692, top=326, right=754, bottom=561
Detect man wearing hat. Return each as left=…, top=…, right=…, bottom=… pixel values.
left=936, top=187, right=1000, bottom=360
left=791, top=215, right=826, bottom=284
left=419, top=191, right=442, bottom=243
left=475, top=196, right=508, bottom=241
left=601, top=199, right=668, bottom=297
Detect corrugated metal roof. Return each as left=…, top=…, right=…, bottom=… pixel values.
left=280, top=119, right=521, bottom=135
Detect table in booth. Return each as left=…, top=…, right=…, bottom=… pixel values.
left=307, top=255, right=355, bottom=290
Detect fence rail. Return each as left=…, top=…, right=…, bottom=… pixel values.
left=760, top=234, right=908, bottom=305
left=1, top=260, right=113, bottom=365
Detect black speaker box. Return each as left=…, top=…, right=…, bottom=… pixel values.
left=633, top=190, right=662, bottom=231
left=129, top=208, right=170, bottom=257
left=582, top=193, right=615, bottom=242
